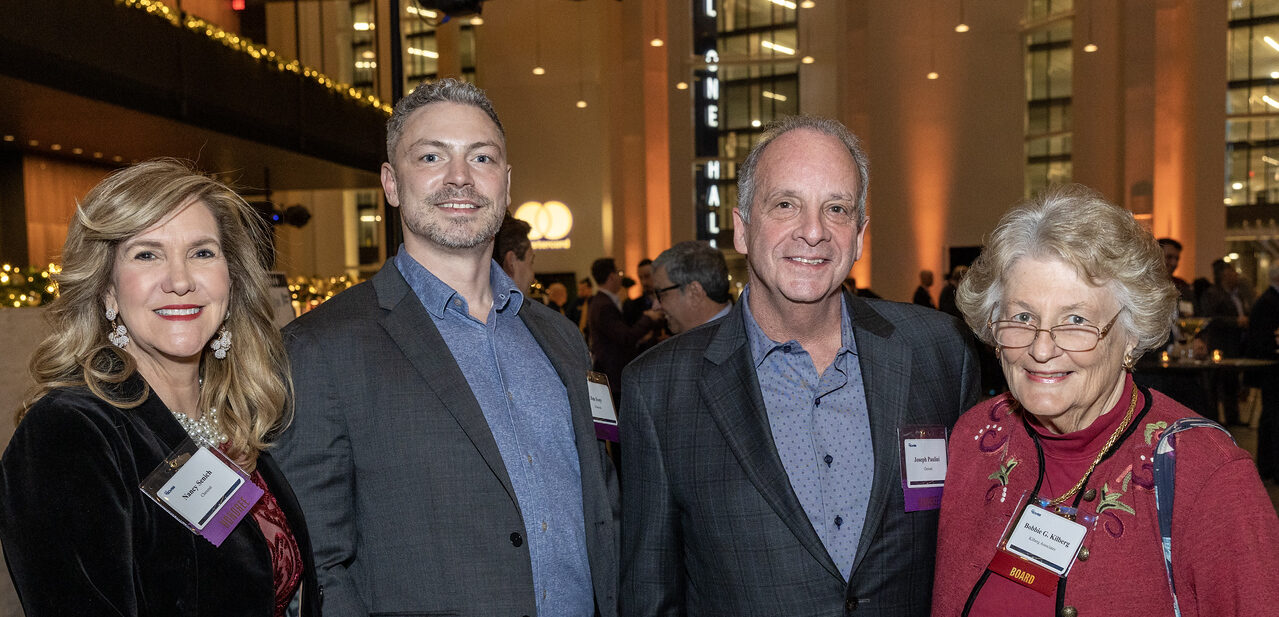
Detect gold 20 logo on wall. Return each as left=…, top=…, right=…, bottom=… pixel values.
left=514, top=200, right=573, bottom=249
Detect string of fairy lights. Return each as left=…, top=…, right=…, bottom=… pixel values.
left=0, top=262, right=355, bottom=313
left=115, top=0, right=392, bottom=115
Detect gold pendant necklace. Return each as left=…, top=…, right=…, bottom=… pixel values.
left=1046, top=387, right=1139, bottom=506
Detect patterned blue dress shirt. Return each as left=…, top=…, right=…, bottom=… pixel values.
left=396, top=250, right=594, bottom=617
left=741, top=286, right=875, bottom=581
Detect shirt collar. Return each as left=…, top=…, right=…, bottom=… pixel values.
left=598, top=287, right=623, bottom=310
left=393, top=245, right=524, bottom=319
left=740, top=285, right=856, bottom=367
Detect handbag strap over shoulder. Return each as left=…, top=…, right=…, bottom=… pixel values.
left=1153, top=416, right=1235, bottom=617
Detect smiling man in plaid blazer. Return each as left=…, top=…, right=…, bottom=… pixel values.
left=619, top=115, right=980, bottom=617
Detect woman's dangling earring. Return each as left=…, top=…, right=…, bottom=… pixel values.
left=210, top=327, right=231, bottom=359
left=105, top=307, right=129, bottom=348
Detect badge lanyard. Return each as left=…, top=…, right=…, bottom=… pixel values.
left=139, top=438, right=264, bottom=547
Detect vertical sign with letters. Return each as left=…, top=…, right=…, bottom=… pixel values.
left=693, top=1, right=722, bottom=246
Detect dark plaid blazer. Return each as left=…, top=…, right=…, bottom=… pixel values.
left=619, top=290, right=980, bottom=617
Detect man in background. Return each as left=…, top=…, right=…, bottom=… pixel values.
left=623, top=258, right=656, bottom=325
left=589, top=257, right=661, bottom=398
left=912, top=269, right=935, bottom=308
left=493, top=213, right=534, bottom=293
left=546, top=282, right=569, bottom=315
left=1201, top=258, right=1250, bottom=426
left=1157, top=238, right=1194, bottom=303
left=649, top=241, right=731, bottom=334
left=1247, top=267, right=1279, bottom=481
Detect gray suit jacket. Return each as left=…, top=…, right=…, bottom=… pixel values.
left=275, top=260, right=619, bottom=617
left=619, top=291, right=980, bottom=617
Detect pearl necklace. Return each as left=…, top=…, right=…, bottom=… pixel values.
left=171, top=407, right=229, bottom=448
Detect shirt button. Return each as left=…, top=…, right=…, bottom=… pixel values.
left=782, top=344, right=793, bottom=353
left=1060, top=606, right=1077, bottom=617
left=510, top=532, right=523, bottom=547
left=834, top=515, right=843, bottom=527
left=824, top=454, right=834, bottom=466
left=1082, top=488, right=1097, bottom=501
left=1077, top=546, right=1090, bottom=561
left=542, top=521, right=548, bottom=532
left=527, top=454, right=533, bottom=465
left=814, top=398, right=822, bottom=407
left=845, top=598, right=858, bottom=612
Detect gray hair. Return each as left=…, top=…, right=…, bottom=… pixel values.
left=386, top=78, right=504, bottom=161
left=735, top=115, right=869, bottom=228
left=955, top=184, right=1177, bottom=358
left=652, top=241, right=730, bottom=303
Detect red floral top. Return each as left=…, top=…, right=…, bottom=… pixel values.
left=249, top=470, right=303, bottom=617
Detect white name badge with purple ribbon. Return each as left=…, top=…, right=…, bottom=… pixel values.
left=587, top=371, right=619, bottom=442
left=140, top=438, right=263, bottom=547
left=898, top=425, right=948, bottom=512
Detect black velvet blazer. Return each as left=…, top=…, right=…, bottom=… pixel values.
left=0, top=377, right=320, bottom=616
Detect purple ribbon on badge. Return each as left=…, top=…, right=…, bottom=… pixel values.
left=595, top=420, right=619, bottom=442
left=902, top=482, right=943, bottom=512
left=197, top=478, right=264, bottom=547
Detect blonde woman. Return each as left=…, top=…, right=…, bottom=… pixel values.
left=0, top=160, right=318, bottom=616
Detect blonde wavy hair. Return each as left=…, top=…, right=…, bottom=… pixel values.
left=956, top=184, right=1178, bottom=360
left=21, top=159, right=291, bottom=469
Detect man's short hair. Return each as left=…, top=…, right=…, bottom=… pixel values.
left=591, top=258, right=617, bottom=286
left=653, top=241, right=731, bottom=304
left=492, top=213, right=532, bottom=263
left=1157, top=238, right=1183, bottom=252
left=579, top=277, right=594, bottom=288
left=386, top=78, right=505, bottom=162
left=1212, top=258, right=1230, bottom=282
left=736, top=115, right=869, bottom=228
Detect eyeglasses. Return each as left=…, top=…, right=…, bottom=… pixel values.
left=650, top=283, right=683, bottom=302
left=987, top=310, right=1122, bottom=353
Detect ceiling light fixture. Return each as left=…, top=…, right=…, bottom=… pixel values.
left=650, top=1, right=664, bottom=47
left=1083, top=0, right=1098, bottom=52
left=533, top=0, right=545, bottom=75
left=761, top=40, right=795, bottom=55
left=954, top=0, right=968, bottom=32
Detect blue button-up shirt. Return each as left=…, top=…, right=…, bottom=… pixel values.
left=742, top=287, right=874, bottom=580
left=396, top=250, right=594, bottom=616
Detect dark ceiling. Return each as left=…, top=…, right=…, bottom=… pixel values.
left=0, top=75, right=380, bottom=193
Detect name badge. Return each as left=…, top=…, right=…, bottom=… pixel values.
left=898, top=425, right=947, bottom=511
left=988, top=492, right=1094, bottom=595
left=140, top=438, right=263, bottom=547
left=587, top=371, right=619, bottom=442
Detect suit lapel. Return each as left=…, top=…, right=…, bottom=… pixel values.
left=371, top=262, right=518, bottom=506
left=700, top=304, right=843, bottom=580
left=845, top=292, right=911, bottom=576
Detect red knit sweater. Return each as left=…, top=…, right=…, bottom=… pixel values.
left=931, top=380, right=1279, bottom=617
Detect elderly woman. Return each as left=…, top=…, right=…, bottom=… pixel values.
left=0, top=160, right=319, bottom=616
left=932, top=185, right=1279, bottom=616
